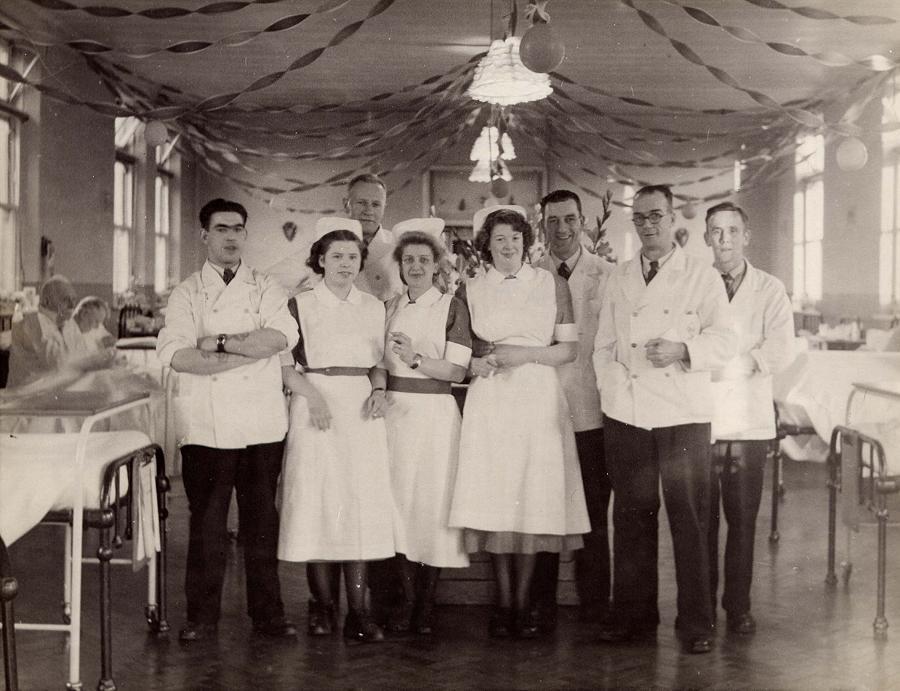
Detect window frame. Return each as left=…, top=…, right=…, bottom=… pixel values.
left=793, top=134, right=825, bottom=303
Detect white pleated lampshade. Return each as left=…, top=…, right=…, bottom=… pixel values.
left=467, top=37, right=553, bottom=106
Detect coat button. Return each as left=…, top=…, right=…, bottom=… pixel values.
left=213, top=308, right=218, bottom=313
left=663, top=309, right=669, bottom=314
left=211, top=376, right=217, bottom=382
left=631, top=374, right=638, bottom=379
left=632, top=311, right=638, bottom=317
left=631, top=343, right=637, bottom=348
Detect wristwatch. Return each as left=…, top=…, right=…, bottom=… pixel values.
left=216, top=333, right=227, bottom=353
left=410, top=353, right=423, bottom=370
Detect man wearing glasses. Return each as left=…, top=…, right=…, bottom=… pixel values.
left=592, top=185, right=736, bottom=654
left=158, top=198, right=299, bottom=642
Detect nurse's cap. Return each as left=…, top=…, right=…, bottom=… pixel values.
left=392, top=217, right=446, bottom=243
left=314, top=216, right=363, bottom=242
left=472, top=205, right=528, bottom=233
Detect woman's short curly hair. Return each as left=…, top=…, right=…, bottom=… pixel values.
left=473, top=209, right=534, bottom=265
left=306, top=229, right=368, bottom=275
left=392, top=231, right=453, bottom=292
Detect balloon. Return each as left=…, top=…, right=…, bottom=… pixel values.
left=144, top=120, right=168, bottom=147
left=836, top=137, right=868, bottom=172
left=519, top=23, right=565, bottom=74
left=491, top=177, right=510, bottom=198
left=681, top=202, right=697, bottom=220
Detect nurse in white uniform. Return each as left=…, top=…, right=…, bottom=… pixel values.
left=382, top=220, right=472, bottom=635
left=278, top=219, right=393, bottom=644
left=449, top=207, right=590, bottom=639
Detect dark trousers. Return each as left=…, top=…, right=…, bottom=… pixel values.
left=604, top=416, right=714, bottom=638
left=708, top=439, right=767, bottom=617
left=181, top=441, right=285, bottom=625
left=532, top=428, right=611, bottom=612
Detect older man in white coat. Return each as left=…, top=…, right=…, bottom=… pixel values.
left=704, top=201, right=794, bottom=635
left=158, top=198, right=299, bottom=642
left=530, top=189, right=612, bottom=630
left=593, top=184, right=736, bottom=654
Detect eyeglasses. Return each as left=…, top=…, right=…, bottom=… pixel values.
left=631, top=211, right=667, bottom=227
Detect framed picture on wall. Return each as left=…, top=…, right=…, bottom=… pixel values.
left=423, top=166, right=546, bottom=240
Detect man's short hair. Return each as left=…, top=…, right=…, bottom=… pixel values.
left=199, top=199, right=248, bottom=230
left=540, top=189, right=582, bottom=217
left=347, top=173, right=387, bottom=195
left=705, top=201, right=749, bottom=227
left=634, top=185, right=674, bottom=210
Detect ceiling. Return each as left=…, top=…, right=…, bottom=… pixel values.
left=2, top=0, right=899, bottom=203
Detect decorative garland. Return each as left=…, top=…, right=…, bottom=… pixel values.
left=22, top=0, right=292, bottom=20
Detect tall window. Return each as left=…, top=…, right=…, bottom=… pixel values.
left=154, top=142, right=179, bottom=294
left=113, top=117, right=138, bottom=295
left=880, top=87, right=900, bottom=307
left=793, top=134, right=825, bottom=302
left=0, top=40, right=26, bottom=294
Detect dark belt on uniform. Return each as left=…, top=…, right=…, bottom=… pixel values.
left=304, top=366, right=370, bottom=377
left=387, top=374, right=451, bottom=395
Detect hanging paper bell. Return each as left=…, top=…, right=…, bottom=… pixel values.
left=144, top=120, right=168, bottom=147
left=519, top=23, right=566, bottom=74
left=836, top=137, right=868, bottom=172
left=681, top=202, right=697, bottom=220
left=491, top=177, right=510, bottom=198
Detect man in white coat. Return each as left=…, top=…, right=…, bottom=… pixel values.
left=593, top=184, right=736, bottom=654
left=530, top=189, right=613, bottom=630
left=157, top=199, right=299, bottom=642
left=704, top=201, right=794, bottom=635
left=347, top=173, right=404, bottom=301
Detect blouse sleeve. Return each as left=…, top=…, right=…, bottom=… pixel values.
left=552, top=273, right=578, bottom=343
left=444, top=296, right=473, bottom=368
left=454, top=282, right=492, bottom=357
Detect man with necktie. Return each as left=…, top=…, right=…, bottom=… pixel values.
left=704, top=201, right=794, bottom=635
left=530, top=190, right=612, bottom=631
left=157, top=198, right=299, bottom=642
left=593, top=184, right=736, bottom=654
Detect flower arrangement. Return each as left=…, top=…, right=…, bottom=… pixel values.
left=583, top=189, right=617, bottom=264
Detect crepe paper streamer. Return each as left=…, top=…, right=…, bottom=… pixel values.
left=741, top=0, right=896, bottom=26
left=663, top=0, right=897, bottom=72
left=23, top=0, right=296, bottom=20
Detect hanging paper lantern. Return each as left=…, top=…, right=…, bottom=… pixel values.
left=491, top=177, right=510, bottom=198
left=144, top=120, right=168, bottom=147
left=681, top=202, right=697, bottom=220
left=836, top=137, right=868, bottom=172
left=519, top=23, right=566, bottom=74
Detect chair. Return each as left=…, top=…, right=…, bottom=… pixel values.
left=826, top=425, right=899, bottom=638
left=1, top=539, right=18, bottom=691
left=42, top=443, right=170, bottom=688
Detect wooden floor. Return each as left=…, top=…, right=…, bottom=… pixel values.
left=7, top=458, right=900, bottom=690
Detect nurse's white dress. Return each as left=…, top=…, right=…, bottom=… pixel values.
left=277, top=281, right=394, bottom=562
left=382, top=287, right=472, bottom=568
left=448, top=264, right=590, bottom=553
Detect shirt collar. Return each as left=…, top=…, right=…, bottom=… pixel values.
left=641, top=244, right=676, bottom=273
left=404, top=285, right=441, bottom=307
left=314, top=278, right=363, bottom=305
left=722, top=259, right=747, bottom=281
left=551, top=245, right=582, bottom=270
left=203, top=259, right=243, bottom=284
left=486, top=262, right=535, bottom=284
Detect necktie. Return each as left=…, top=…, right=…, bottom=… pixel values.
left=721, top=272, right=735, bottom=301
left=558, top=261, right=571, bottom=280
left=223, top=267, right=235, bottom=285
left=645, top=260, right=659, bottom=285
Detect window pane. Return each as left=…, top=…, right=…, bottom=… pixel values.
left=806, top=180, right=824, bottom=242
left=879, top=233, right=893, bottom=307
left=113, top=228, right=130, bottom=294
left=793, top=243, right=804, bottom=299
left=806, top=239, right=822, bottom=301
left=883, top=164, right=896, bottom=232
left=895, top=233, right=900, bottom=304
left=154, top=235, right=167, bottom=294
left=113, top=161, right=124, bottom=226
left=0, top=207, right=15, bottom=294
left=793, top=190, right=804, bottom=243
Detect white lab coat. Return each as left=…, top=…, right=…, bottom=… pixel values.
left=593, top=245, right=737, bottom=430
left=356, top=226, right=404, bottom=301
left=710, top=261, right=795, bottom=440
left=534, top=250, right=611, bottom=432
left=157, top=261, right=299, bottom=449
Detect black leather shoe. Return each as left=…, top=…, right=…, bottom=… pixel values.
left=343, top=609, right=385, bottom=643
left=727, top=612, right=757, bottom=635
left=488, top=607, right=514, bottom=638
left=682, top=636, right=713, bottom=654
left=514, top=609, right=539, bottom=639
left=307, top=600, right=335, bottom=636
left=178, top=621, right=217, bottom=642
left=597, top=621, right=657, bottom=644
left=253, top=616, right=298, bottom=638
